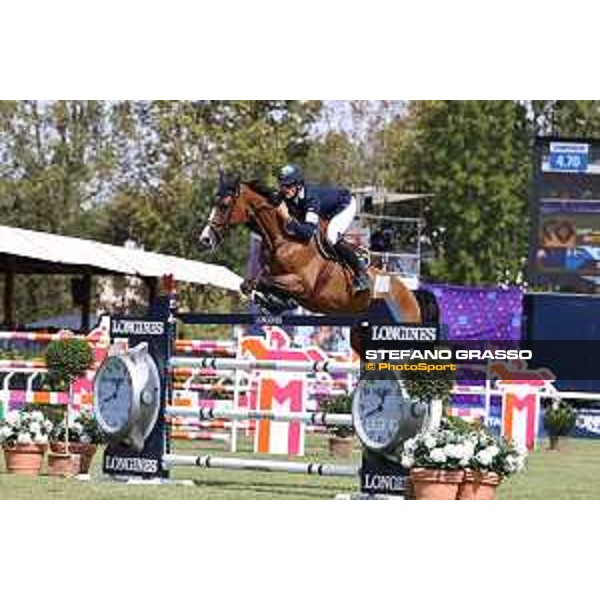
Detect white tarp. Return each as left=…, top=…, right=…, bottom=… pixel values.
left=0, top=224, right=243, bottom=292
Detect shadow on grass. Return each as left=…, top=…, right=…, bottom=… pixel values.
left=189, top=478, right=347, bottom=499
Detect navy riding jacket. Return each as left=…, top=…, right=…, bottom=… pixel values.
left=286, top=183, right=352, bottom=219
left=276, top=183, right=352, bottom=241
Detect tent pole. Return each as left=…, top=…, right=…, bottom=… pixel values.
left=3, top=261, right=15, bottom=328
left=81, top=273, right=91, bottom=331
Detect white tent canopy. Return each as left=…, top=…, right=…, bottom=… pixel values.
left=0, top=224, right=243, bottom=292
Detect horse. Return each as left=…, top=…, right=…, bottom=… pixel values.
left=198, top=175, right=421, bottom=325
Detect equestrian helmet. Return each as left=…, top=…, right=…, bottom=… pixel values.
left=278, top=164, right=304, bottom=187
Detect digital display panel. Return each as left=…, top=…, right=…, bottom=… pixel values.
left=529, top=137, right=600, bottom=289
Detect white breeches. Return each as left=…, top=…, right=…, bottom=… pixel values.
left=326, top=196, right=357, bottom=244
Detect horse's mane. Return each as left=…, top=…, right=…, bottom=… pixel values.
left=244, top=179, right=276, bottom=202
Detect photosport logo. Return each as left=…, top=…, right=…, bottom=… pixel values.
left=361, top=324, right=539, bottom=379
left=361, top=326, right=600, bottom=383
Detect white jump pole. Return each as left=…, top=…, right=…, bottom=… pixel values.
left=163, top=454, right=359, bottom=477
left=170, top=356, right=358, bottom=374
left=166, top=406, right=353, bottom=427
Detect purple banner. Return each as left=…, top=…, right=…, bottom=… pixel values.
left=422, top=284, right=523, bottom=341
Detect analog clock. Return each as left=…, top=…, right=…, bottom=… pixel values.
left=95, top=356, right=133, bottom=436
left=94, top=343, right=161, bottom=452
left=352, top=372, right=429, bottom=453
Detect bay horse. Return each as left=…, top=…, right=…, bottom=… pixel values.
left=198, top=175, right=421, bottom=324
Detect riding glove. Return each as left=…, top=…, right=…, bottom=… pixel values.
left=285, top=219, right=317, bottom=241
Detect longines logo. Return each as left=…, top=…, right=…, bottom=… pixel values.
left=105, top=455, right=159, bottom=473
left=371, top=325, right=437, bottom=342
left=255, top=315, right=283, bottom=325
left=112, top=320, right=165, bottom=336
left=363, top=473, right=406, bottom=493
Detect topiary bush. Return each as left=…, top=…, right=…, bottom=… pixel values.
left=320, top=394, right=353, bottom=438
left=400, top=365, right=455, bottom=408
left=45, top=338, right=94, bottom=389
left=543, top=401, right=577, bottom=438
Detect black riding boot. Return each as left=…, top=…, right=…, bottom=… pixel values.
left=334, top=239, right=370, bottom=293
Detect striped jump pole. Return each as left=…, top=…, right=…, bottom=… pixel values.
left=166, top=406, right=353, bottom=427
left=169, top=431, right=232, bottom=443
left=163, top=454, right=359, bottom=477
left=169, top=356, right=359, bottom=374
left=174, top=339, right=237, bottom=355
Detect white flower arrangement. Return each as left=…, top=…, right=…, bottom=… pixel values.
left=50, top=410, right=103, bottom=444
left=401, top=427, right=475, bottom=471
left=401, top=419, right=527, bottom=478
left=0, top=408, right=53, bottom=447
left=468, top=428, right=526, bottom=477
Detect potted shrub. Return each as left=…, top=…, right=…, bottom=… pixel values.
left=320, top=394, right=354, bottom=459
left=401, top=421, right=472, bottom=499
left=0, top=408, right=53, bottom=475
left=400, top=365, right=455, bottom=429
left=50, top=411, right=104, bottom=475
left=44, top=338, right=94, bottom=476
left=458, top=428, right=526, bottom=500
left=543, top=400, right=576, bottom=451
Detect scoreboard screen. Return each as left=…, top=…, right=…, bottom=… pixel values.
left=529, top=137, right=600, bottom=289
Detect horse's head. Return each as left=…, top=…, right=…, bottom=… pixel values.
left=199, top=172, right=246, bottom=252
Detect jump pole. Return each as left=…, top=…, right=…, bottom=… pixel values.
left=163, top=454, right=359, bottom=477
left=169, top=356, right=358, bottom=374
left=166, top=406, right=353, bottom=427
left=100, top=293, right=363, bottom=482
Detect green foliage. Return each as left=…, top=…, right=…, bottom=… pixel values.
left=319, top=393, right=353, bottom=438
left=5, top=99, right=600, bottom=318
left=0, top=101, right=123, bottom=323
left=44, top=339, right=94, bottom=387
left=400, top=366, right=455, bottom=406
left=0, top=101, right=322, bottom=320
left=531, top=101, right=600, bottom=138
left=50, top=411, right=105, bottom=444
left=543, top=401, right=577, bottom=437
left=383, top=101, right=532, bottom=285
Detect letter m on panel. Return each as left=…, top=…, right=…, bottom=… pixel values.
left=255, top=374, right=306, bottom=456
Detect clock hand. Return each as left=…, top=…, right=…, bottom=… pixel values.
left=102, top=391, right=117, bottom=403
left=363, top=402, right=384, bottom=419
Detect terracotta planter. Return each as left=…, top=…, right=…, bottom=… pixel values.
left=458, top=470, right=501, bottom=500
left=3, top=443, right=47, bottom=476
left=410, top=468, right=464, bottom=500
left=47, top=451, right=81, bottom=477
left=50, top=442, right=97, bottom=474
left=328, top=436, right=354, bottom=459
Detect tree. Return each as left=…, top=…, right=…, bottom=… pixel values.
left=530, top=101, right=600, bottom=138
left=383, top=101, right=531, bottom=285
left=0, top=100, right=122, bottom=323
left=93, top=101, right=323, bottom=311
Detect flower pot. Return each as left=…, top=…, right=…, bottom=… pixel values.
left=410, top=468, right=464, bottom=500
left=50, top=442, right=97, bottom=474
left=47, top=451, right=81, bottom=477
left=458, top=471, right=501, bottom=500
left=457, top=469, right=478, bottom=500
left=328, top=436, right=354, bottom=459
left=3, top=443, right=47, bottom=476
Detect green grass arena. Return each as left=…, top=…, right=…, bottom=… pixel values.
left=1, top=434, right=599, bottom=500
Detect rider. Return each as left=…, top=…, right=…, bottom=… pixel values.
left=275, top=164, right=369, bottom=293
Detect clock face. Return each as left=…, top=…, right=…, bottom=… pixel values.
left=95, top=356, right=133, bottom=435
left=353, top=375, right=407, bottom=451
